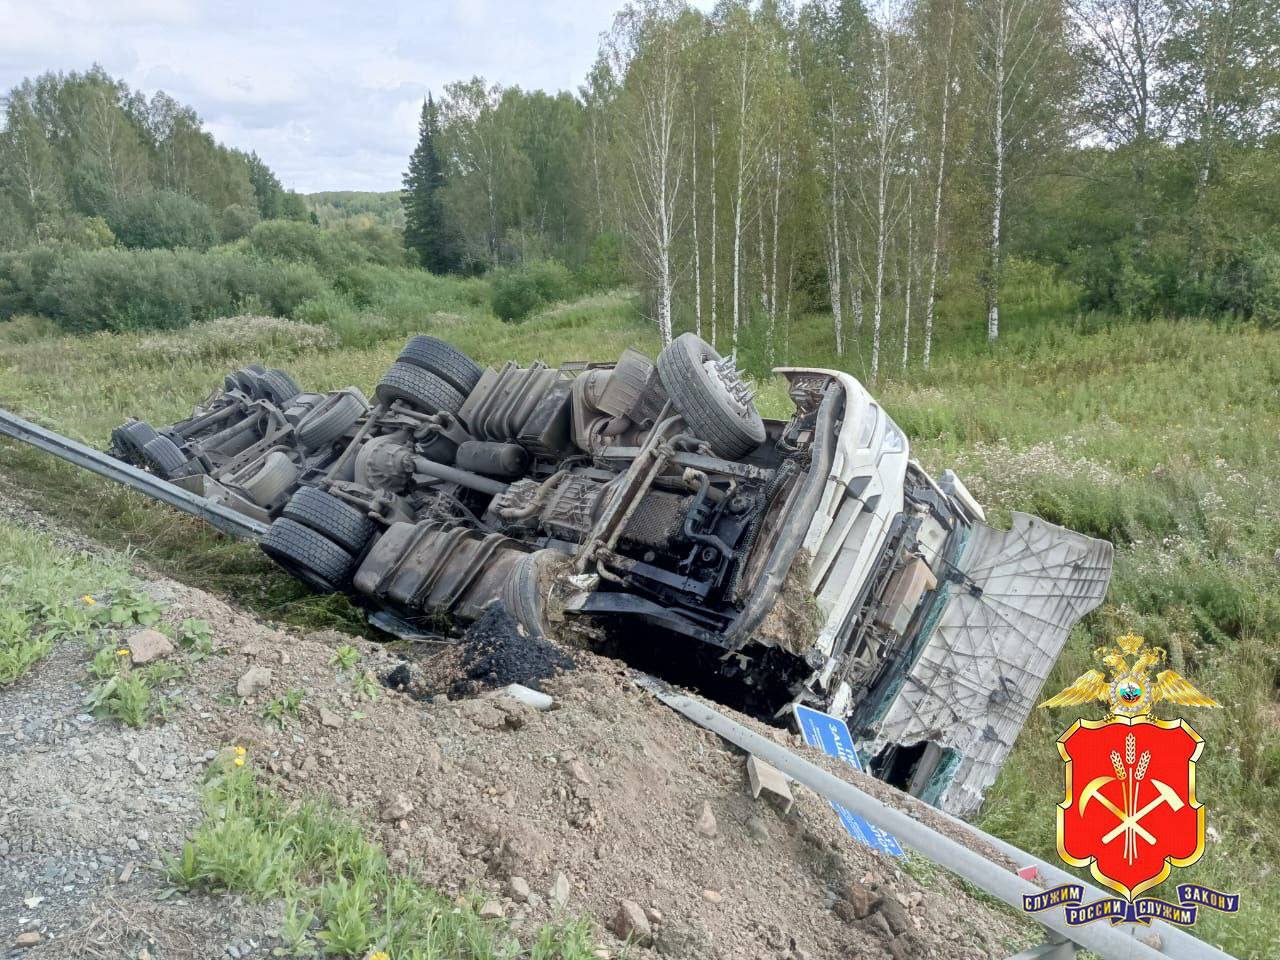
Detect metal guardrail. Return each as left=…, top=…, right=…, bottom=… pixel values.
left=639, top=678, right=1237, bottom=960
left=0, top=408, right=268, bottom=541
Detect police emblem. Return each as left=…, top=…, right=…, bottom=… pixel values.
left=1023, top=635, right=1241, bottom=927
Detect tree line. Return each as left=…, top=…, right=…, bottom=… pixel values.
left=0, top=66, right=311, bottom=253
left=404, top=0, right=1280, bottom=372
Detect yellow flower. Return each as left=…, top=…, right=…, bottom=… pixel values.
left=234, top=746, right=247, bottom=757
left=234, top=757, right=245, bottom=767
left=116, top=649, right=130, bottom=657
left=81, top=595, right=96, bottom=605
left=367, top=952, right=390, bottom=960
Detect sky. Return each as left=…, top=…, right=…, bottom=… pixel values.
left=0, top=0, right=659, bottom=194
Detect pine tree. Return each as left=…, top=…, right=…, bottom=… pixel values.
left=402, top=95, right=461, bottom=273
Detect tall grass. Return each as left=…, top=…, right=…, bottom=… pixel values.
left=0, top=274, right=1276, bottom=956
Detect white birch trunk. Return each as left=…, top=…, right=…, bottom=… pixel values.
left=827, top=99, right=844, bottom=356
left=987, top=4, right=1007, bottom=342
left=923, top=10, right=956, bottom=370
left=710, top=119, right=719, bottom=348
left=902, top=182, right=914, bottom=372
left=691, top=107, right=702, bottom=338
left=731, top=52, right=751, bottom=358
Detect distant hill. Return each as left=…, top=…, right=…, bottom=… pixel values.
left=305, top=191, right=403, bottom=229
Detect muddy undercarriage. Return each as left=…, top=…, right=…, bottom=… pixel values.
left=108, top=333, right=1113, bottom=815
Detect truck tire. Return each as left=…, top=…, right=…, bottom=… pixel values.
left=113, top=420, right=159, bottom=465
left=141, top=435, right=188, bottom=478
left=281, top=487, right=376, bottom=554
left=501, top=549, right=561, bottom=639
left=656, top=333, right=765, bottom=459
left=260, top=517, right=355, bottom=592
left=257, top=368, right=301, bottom=405
left=375, top=361, right=465, bottom=415
left=398, top=336, right=483, bottom=395
left=296, top=391, right=365, bottom=450
left=224, top=367, right=259, bottom=396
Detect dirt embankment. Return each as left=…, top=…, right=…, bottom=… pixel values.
left=0, top=498, right=1035, bottom=960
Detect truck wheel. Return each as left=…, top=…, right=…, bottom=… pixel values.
left=398, top=336, right=483, bottom=395
left=260, top=517, right=355, bottom=592
left=141, top=435, right=188, bottom=478
left=224, top=367, right=259, bottom=396
left=112, top=420, right=159, bottom=465
left=296, top=391, right=366, bottom=450
left=257, top=368, right=301, bottom=405
left=501, top=549, right=561, bottom=639
left=375, top=361, right=465, bottom=415
left=656, top=333, right=765, bottom=459
left=281, top=487, right=376, bottom=554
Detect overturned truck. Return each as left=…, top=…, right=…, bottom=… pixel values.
left=109, top=333, right=1113, bottom=816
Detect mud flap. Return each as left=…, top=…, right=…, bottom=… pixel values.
left=860, top=512, right=1114, bottom=817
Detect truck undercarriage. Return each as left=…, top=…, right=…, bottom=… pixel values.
left=89, top=332, right=1114, bottom=816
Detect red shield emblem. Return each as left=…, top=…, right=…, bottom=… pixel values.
left=1057, top=715, right=1205, bottom=900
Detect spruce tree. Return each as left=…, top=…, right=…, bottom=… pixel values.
left=402, top=95, right=461, bottom=273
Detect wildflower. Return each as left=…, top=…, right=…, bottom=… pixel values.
left=116, top=649, right=130, bottom=657
left=234, top=746, right=247, bottom=757
left=81, top=595, right=96, bottom=606
left=234, top=757, right=246, bottom=767
left=367, top=952, right=391, bottom=960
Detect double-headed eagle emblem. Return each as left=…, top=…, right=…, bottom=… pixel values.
left=1040, top=633, right=1220, bottom=716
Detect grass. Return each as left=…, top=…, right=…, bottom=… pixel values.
left=261, top=688, right=306, bottom=728
left=1, top=265, right=1277, bottom=955
left=170, top=761, right=601, bottom=959
left=0, top=520, right=132, bottom=684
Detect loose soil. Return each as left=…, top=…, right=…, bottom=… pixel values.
left=0, top=489, right=1040, bottom=959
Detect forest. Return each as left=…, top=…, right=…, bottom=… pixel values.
left=2, top=0, right=1279, bottom=378
left=399, top=0, right=1280, bottom=374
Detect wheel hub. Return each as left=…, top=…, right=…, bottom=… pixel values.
left=703, top=356, right=755, bottom=414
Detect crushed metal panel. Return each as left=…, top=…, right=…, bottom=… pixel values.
left=867, top=512, right=1113, bottom=817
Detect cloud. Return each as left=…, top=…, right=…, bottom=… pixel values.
left=0, top=0, right=626, bottom=192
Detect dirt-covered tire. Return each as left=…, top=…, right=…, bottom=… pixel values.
left=296, top=391, right=366, bottom=450
left=375, top=361, right=465, bottom=415
left=501, top=549, right=561, bottom=639
left=233, top=451, right=299, bottom=509
left=141, top=435, right=188, bottom=478
left=256, top=368, right=301, bottom=405
left=281, top=487, right=375, bottom=554
left=112, top=420, right=159, bottom=464
left=656, top=333, right=765, bottom=459
left=260, top=517, right=354, bottom=592
left=397, top=336, right=483, bottom=395
left=223, top=367, right=259, bottom=396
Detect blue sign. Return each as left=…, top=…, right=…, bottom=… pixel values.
left=793, top=704, right=905, bottom=858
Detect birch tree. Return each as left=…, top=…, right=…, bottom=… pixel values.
left=1160, top=0, right=1280, bottom=192
left=610, top=0, right=694, bottom=346
left=579, top=55, right=620, bottom=236
left=799, top=0, right=866, bottom=355
left=972, top=0, right=1071, bottom=341
left=716, top=1, right=775, bottom=355
left=851, top=0, right=911, bottom=381
left=920, top=0, right=959, bottom=368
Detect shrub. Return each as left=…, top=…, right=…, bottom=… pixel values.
left=576, top=232, right=628, bottom=292
left=218, top=203, right=260, bottom=243
left=491, top=259, right=574, bottom=322
left=0, top=244, right=70, bottom=316
left=243, top=220, right=370, bottom=273
left=107, top=189, right=218, bottom=251
left=34, top=247, right=326, bottom=332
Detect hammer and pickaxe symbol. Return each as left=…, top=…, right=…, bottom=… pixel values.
left=1079, top=775, right=1184, bottom=861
